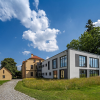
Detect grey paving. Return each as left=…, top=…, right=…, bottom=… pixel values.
left=0, top=79, right=36, bottom=100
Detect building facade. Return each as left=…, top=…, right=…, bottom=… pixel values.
left=0, top=67, right=12, bottom=80
left=21, top=54, right=44, bottom=79
left=42, top=49, right=100, bottom=79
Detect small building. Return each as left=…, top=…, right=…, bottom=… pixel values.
left=21, top=54, right=44, bottom=79
left=42, top=49, right=100, bottom=79
left=0, top=67, right=12, bottom=80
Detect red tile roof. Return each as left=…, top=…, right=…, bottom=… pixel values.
left=30, top=56, right=44, bottom=60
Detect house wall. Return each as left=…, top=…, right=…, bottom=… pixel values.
left=42, top=50, right=67, bottom=79
left=0, top=68, right=12, bottom=80
left=22, top=59, right=44, bottom=78
left=68, top=49, right=100, bottom=79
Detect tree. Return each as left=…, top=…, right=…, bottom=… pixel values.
left=1, top=58, right=17, bottom=78
left=67, top=19, right=100, bottom=55
left=85, top=19, right=94, bottom=32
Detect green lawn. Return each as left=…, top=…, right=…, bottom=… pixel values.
left=15, top=77, right=100, bottom=100
left=0, top=80, right=9, bottom=86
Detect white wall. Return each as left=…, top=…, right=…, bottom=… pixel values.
left=42, top=50, right=67, bottom=79
left=68, top=49, right=100, bottom=79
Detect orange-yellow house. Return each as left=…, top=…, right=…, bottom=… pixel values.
left=0, top=67, right=12, bottom=80
left=21, top=54, right=44, bottom=79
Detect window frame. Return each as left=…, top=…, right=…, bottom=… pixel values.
left=60, top=55, right=67, bottom=68
left=52, top=59, right=57, bottom=69
left=89, top=57, right=99, bottom=68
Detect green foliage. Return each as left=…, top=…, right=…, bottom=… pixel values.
left=0, top=80, right=9, bottom=86
left=15, top=77, right=100, bottom=100
left=85, top=19, right=94, bottom=32
left=1, top=58, right=17, bottom=78
left=22, top=76, right=100, bottom=91
left=15, top=70, right=22, bottom=79
left=67, top=19, right=100, bottom=54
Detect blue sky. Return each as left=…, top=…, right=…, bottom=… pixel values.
left=0, top=0, right=100, bottom=71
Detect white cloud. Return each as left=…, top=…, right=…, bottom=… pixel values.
left=93, top=19, right=100, bottom=27
left=33, top=0, right=39, bottom=10
left=63, top=30, right=65, bottom=33
left=46, top=56, right=49, bottom=59
left=0, top=0, right=60, bottom=52
left=22, top=51, right=31, bottom=55
left=17, top=65, right=21, bottom=71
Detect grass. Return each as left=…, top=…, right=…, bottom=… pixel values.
left=0, top=80, right=9, bottom=86
left=15, top=76, right=100, bottom=100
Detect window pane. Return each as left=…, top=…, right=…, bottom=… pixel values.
left=83, top=57, right=85, bottom=66
left=65, top=56, right=67, bottom=66
left=79, top=56, right=81, bottom=66
left=93, top=58, right=95, bottom=68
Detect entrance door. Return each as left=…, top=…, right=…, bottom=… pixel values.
left=61, top=70, right=64, bottom=79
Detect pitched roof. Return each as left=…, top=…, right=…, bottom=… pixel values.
left=30, top=56, right=44, bottom=60
left=0, top=67, right=12, bottom=75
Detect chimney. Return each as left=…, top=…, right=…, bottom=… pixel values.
left=31, top=54, right=34, bottom=57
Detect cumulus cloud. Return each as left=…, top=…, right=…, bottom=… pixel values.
left=93, top=19, right=100, bottom=27
left=0, top=0, right=60, bottom=52
left=46, top=56, right=49, bottom=59
left=33, top=0, right=39, bottom=10
left=17, top=65, right=21, bottom=71
left=22, top=51, right=31, bottom=55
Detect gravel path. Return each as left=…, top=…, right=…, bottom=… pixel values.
left=0, top=79, right=36, bottom=100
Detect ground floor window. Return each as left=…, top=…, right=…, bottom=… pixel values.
left=2, top=75, right=5, bottom=78
left=80, top=69, right=87, bottom=78
left=89, top=70, right=99, bottom=77
left=53, top=70, right=57, bottom=79
left=31, top=72, right=33, bottom=76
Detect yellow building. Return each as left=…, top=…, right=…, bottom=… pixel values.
left=0, top=67, right=12, bottom=80
left=21, top=54, right=44, bottom=79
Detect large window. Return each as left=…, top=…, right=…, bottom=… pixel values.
left=89, top=58, right=99, bottom=68
left=60, top=56, right=67, bottom=67
left=80, top=70, right=87, bottom=78
left=79, top=56, right=86, bottom=67
left=52, top=59, right=57, bottom=69
left=90, top=70, right=99, bottom=77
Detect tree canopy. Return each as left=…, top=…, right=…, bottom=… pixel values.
left=67, top=19, right=100, bottom=54
left=1, top=58, right=17, bottom=78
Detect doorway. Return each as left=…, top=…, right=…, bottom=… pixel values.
left=60, top=70, right=64, bottom=79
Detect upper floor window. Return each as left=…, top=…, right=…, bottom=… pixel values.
left=79, top=55, right=86, bottom=67
left=39, top=60, right=41, bottom=62
left=34, top=60, right=35, bottom=63
left=3, top=70, right=4, bottom=74
left=60, top=56, right=67, bottom=67
left=52, top=59, right=57, bottom=69
left=89, top=58, right=99, bottom=68
left=49, top=72, right=51, bottom=76
left=31, top=65, right=33, bottom=69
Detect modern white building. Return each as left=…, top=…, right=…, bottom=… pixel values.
left=42, top=49, right=100, bottom=79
